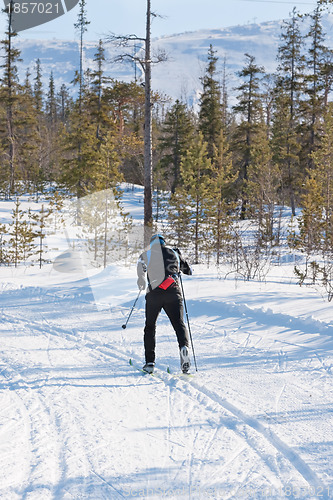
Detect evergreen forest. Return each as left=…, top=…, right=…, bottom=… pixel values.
left=1, top=0, right=333, bottom=289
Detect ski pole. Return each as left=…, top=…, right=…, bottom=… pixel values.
left=179, top=273, right=198, bottom=371
left=122, top=290, right=141, bottom=329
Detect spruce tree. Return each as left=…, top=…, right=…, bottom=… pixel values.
left=58, top=84, right=72, bottom=124
left=310, top=103, right=333, bottom=252
left=8, top=198, right=35, bottom=266
left=171, top=132, right=214, bottom=263
left=18, top=68, right=46, bottom=196
left=246, top=126, right=281, bottom=246
left=34, top=59, right=43, bottom=114
left=220, top=57, right=231, bottom=131
left=94, top=131, right=123, bottom=191
left=33, top=60, right=48, bottom=195
left=199, top=45, right=223, bottom=159
left=232, top=53, right=265, bottom=218
left=90, top=39, right=106, bottom=142
left=80, top=189, right=132, bottom=267
left=69, top=0, right=91, bottom=203
left=272, top=8, right=305, bottom=215
left=157, top=100, right=195, bottom=193
left=296, top=177, right=324, bottom=255
left=61, top=101, right=101, bottom=198
left=301, top=2, right=329, bottom=164
left=44, top=72, right=64, bottom=183
left=46, top=72, right=57, bottom=125
left=167, top=189, right=193, bottom=252
left=74, top=0, right=90, bottom=116
left=31, top=203, right=52, bottom=268
left=0, top=2, right=22, bottom=194
left=208, top=130, right=237, bottom=264
left=0, top=223, right=8, bottom=264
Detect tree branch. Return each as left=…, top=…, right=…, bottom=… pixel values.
left=105, top=33, right=146, bottom=47
left=111, top=48, right=168, bottom=71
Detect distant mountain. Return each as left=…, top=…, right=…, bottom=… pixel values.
left=150, top=21, right=284, bottom=105
left=15, top=14, right=333, bottom=105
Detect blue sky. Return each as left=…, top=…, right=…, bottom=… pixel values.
left=0, top=0, right=323, bottom=41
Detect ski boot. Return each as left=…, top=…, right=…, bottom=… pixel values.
left=180, top=346, right=191, bottom=373
left=142, top=362, right=155, bottom=374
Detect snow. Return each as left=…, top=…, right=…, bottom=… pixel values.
left=0, top=186, right=333, bottom=499
left=8, top=13, right=332, bottom=117
left=15, top=14, right=333, bottom=106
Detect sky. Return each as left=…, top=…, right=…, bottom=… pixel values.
left=0, top=0, right=324, bottom=42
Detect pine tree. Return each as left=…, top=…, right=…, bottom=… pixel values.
left=31, top=203, right=52, bottom=268
left=74, top=0, right=90, bottom=116
left=58, top=84, right=72, bottom=123
left=44, top=72, right=64, bottom=183
left=157, top=100, right=195, bottom=193
left=103, top=80, right=145, bottom=137
left=61, top=102, right=101, bottom=198
left=301, top=2, right=329, bottom=164
left=292, top=96, right=333, bottom=290
left=167, top=189, right=193, bottom=251
left=8, top=198, right=35, bottom=266
left=0, top=2, right=22, bottom=194
left=61, top=93, right=123, bottom=197
left=34, top=59, right=43, bottom=114
left=33, top=60, right=48, bottom=195
left=90, top=39, right=106, bottom=142
left=0, top=223, right=8, bottom=264
left=310, top=103, right=333, bottom=252
left=68, top=0, right=91, bottom=202
left=94, top=131, right=123, bottom=191
left=199, top=45, right=223, bottom=159
left=80, top=189, right=132, bottom=267
left=171, top=132, right=214, bottom=263
left=246, top=126, right=281, bottom=246
left=48, top=190, right=65, bottom=233
left=208, top=130, right=237, bottom=264
left=102, top=80, right=145, bottom=184
left=232, top=53, right=265, bottom=218
left=271, top=85, right=301, bottom=216
left=17, top=68, right=45, bottom=195
left=220, top=57, right=231, bottom=131
left=297, top=177, right=324, bottom=254
left=46, top=72, right=57, bottom=125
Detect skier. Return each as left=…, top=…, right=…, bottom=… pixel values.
left=137, top=234, right=192, bottom=374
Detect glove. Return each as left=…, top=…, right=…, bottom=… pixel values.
left=180, top=260, right=192, bottom=276
left=137, top=276, right=146, bottom=291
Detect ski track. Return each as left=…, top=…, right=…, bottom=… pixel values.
left=0, top=283, right=332, bottom=499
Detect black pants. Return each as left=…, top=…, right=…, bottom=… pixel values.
left=144, top=286, right=189, bottom=363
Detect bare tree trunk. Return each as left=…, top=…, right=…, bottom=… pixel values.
left=106, top=0, right=166, bottom=246
left=7, top=3, right=15, bottom=194
left=144, top=0, right=153, bottom=246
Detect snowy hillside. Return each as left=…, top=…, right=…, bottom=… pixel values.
left=0, top=185, right=332, bottom=499
left=15, top=14, right=333, bottom=103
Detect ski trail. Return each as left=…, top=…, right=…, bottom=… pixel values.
left=1, top=364, right=64, bottom=499
left=20, top=308, right=327, bottom=498
left=188, top=378, right=327, bottom=497
left=90, top=470, right=128, bottom=498
left=0, top=372, right=32, bottom=497
left=126, top=347, right=327, bottom=498
left=127, top=359, right=287, bottom=494
left=2, top=281, right=332, bottom=498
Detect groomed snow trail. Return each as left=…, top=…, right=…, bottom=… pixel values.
left=0, top=265, right=332, bottom=499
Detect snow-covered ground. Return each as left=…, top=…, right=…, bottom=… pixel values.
left=0, top=187, right=332, bottom=499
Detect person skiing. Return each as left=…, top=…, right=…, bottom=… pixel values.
left=137, top=234, right=192, bottom=374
